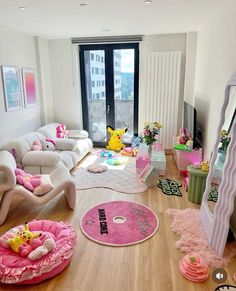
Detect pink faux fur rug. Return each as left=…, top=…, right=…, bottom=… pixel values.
left=167, top=208, right=236, bottom=268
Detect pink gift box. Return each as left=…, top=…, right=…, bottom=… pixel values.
left=136, top=155, right=151, bottom=174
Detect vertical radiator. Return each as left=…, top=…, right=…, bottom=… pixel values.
left=143, top=51, right=181, bottom=149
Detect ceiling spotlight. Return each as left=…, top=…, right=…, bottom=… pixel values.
left=18, top=6, right=27, bottom=10
left=80, top=3, right=87, bottom=7
left=102, top=29, right=110, bottom=32
left=144, top=0, right=152, bottom=3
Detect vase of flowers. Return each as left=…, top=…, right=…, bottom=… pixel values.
left=142, top=122, right=162, bottom=151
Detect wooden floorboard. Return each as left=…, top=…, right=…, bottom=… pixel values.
left=0, top=154, right=235, bottom=291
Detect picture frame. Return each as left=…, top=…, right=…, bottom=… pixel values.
left=1, top=66, right=23, bottom=112
left=22, top=68, right=38, bottom=107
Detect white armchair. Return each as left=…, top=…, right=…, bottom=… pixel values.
left=0, top=151, right=76, bottom=225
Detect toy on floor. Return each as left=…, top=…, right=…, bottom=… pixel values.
left=99, top=150, right=113, bottom=158
left=106, top=157, right=125, bottom=166
left=120, top=147, right=137, bottom=157
left=201, top=160, right=209, bottom=172
left=179, top=253, right=209, bottom=282
left=87, top=164, right=108, bottom=173
left=106, top=126, right=127, bottom=151
left=131, top=135, right=142, bottom=148
left=157, top=178, right=182, bottom=196
left=8, top=222, right=41, bottom=254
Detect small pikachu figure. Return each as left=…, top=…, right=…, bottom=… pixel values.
left=106, top=126, right=128, bottom=152
left=201, top=160, right=209, bottom=172
left=8, top=222, right=41, bottom=253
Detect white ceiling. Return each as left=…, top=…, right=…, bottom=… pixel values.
left=0, top=0, right=234, bottom=39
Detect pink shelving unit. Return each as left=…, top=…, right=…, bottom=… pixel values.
left=173, top=147, right=202, bottom=174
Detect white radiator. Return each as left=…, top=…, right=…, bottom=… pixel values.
left=143, top=51, right=181, bottom=149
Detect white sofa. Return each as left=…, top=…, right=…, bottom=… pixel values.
left=2, top=123, right=93, bottom=174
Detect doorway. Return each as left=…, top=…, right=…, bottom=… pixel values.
left=79, top=43, right=139, bottom=147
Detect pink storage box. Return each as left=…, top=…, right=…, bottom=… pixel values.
left=136, top=156, right=151, bottom=174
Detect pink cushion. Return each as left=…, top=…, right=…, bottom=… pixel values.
left=56, top=124, right=68, bottom=138
left=0, top=220, right=77, bottom=284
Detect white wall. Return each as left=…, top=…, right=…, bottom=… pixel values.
left=194, top=4, right=236, bottom=158
left=48, top=39, right=83, bottom=129
left=184, top=31, right=197, bottom=106
left=35, top=36, right=54, bottom=124
left=0, top=25, right=41, bottom=147
left=139, top=33, right=187, bottom=132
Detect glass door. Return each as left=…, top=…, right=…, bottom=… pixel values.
left=79, top=43, right=139, bottom=147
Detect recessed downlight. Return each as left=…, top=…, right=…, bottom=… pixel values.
left=18, top=6, right=27, bottom=10
left=144, top=0, right=152, bottom=3
left=80, top=3, right=87, bottom=7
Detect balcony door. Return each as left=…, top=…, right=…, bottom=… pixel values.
left=79, top=43, right=139, bottom=146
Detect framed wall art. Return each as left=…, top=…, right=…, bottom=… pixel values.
left=22, top=68, right=38, bottom=107
left=1, top=66, right=23, bottom=112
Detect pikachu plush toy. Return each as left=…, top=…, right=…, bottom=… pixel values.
left=8, top=222, right=41, bottom=253
left=106, top=126, right=127, bottom=152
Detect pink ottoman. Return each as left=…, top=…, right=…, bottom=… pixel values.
left=0, top=220, right=77, bottom=284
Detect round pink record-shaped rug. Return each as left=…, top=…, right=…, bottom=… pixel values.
left=80, top=201, right=159, bottom=246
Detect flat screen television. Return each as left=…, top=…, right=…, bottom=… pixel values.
left=183, top=101, right=202, bottom=149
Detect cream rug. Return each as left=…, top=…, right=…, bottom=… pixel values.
left=72, top=155, right=148, bottom=194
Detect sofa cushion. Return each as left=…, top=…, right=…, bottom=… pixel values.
left=37, top=123, right=60, bottom=139
left=2, top=133, right=45, bottom=163
left=54, top=139, right=77, bottom=151
left=22, top=151, right=61, bottom=166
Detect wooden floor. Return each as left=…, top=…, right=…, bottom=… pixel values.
left=0, top=154, right=236, bottom=291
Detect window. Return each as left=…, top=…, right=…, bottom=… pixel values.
left=96, top=93, right=100, bottom=99
left=91, top=53, right=94, bottom=61
left=92, top=81, right=95, bottom=87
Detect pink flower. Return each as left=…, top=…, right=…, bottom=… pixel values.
left=143, top=129, right=150, bottom=136
left=154, top=134, right=159, bottom=141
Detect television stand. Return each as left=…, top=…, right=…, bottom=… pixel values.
left=173, top=146, right=202, bottom=175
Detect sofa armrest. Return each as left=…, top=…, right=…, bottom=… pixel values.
left=22, top=151, right=60, bottom=167
left=68, top=129, right=89, bottom=139
left=54, top=138, right=77, bottom=151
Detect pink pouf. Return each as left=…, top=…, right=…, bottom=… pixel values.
left=0, top=220, right=77, bottom=284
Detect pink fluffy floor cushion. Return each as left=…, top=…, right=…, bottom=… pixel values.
left=0, top=220, right=77, bottom=284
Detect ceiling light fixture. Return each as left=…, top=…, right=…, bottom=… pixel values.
left=144, top=0, right=152, bottom=3
left=80, top=3, right=87, bottom=7
left=102, top=29, right=110, bottom=32
left=18, top=6, right=27, bottom=10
